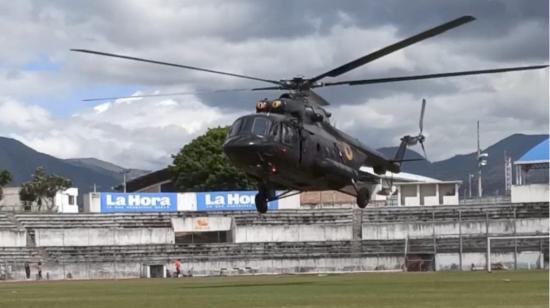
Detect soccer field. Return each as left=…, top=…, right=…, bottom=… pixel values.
left=0, top=271, right=547, bottom=308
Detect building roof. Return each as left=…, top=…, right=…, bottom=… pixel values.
left=394, top=180, right=462, bottom=186
left=515, top=138, right=549, bottom=165
left=115, top=168, right=172, bottom=192
left=360, top=167, right=440, bottom=183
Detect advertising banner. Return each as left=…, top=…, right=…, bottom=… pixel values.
left=195, top=191, right=278, bottom=211
left=100, top=193, right=177, bottom=213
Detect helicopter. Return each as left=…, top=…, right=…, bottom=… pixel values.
left=72, top=15, right=548, bottom=213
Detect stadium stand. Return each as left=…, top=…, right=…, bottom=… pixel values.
left=0, top=202, right=548, bottom=280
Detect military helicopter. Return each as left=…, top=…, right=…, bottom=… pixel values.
left=72, top=15, right=548, bottom=213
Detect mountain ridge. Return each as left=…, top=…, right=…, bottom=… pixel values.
left=1, top=133, right=547, bottom=196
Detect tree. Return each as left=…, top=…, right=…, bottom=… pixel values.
left=0, top=169, right=12, bottom=202
left=19, top=167, right=72, bottom=212
left=171, top=126, right=255, bottom=191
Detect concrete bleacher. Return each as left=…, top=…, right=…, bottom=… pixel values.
left=232, top=209, right=354, bottom=242
left=233, top=209, right=353, bottom=225
left=14, top=213, right=174, bottom=229
left=0, top=201, right=548, bottom=280
left=0, top=213, right=16, bottom=230
left=0, top=247, right=41, bottom=263
left=362, top=202, right=548, bottom=223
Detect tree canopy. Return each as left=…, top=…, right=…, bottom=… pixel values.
left=19, top=167, right=72, bottom=211
left=170, top=126, right=255, bottom=191
left=0, top=169, right=12, bottom=201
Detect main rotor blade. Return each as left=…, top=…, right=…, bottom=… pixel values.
left=420, top=141, right=428, bottom=161
left=321, top=65, right=549, bottom=87
left=419, top=98, right=426, bottom=133
left=81, top=88, right=252, bottom=102
left=71, top=49, right=282, bottom=86
left=308, top=15, right=475, bottom=84
left=307, top=90, right=331, bottom=106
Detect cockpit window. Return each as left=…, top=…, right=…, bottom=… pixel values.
left=251, top=117, right=270, bottom=136
left=229, top=119, right=242, bottom=137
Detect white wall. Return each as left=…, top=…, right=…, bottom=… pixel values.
left=83, top=193, right=101, bottom=213
left=0, top=187, right=22, bottom=211
left=172, top=216, right=232, bottom=232
left=0, top=230, right=26, bottom=247
left=34, top=228, right=174, bottom=246
left=511, top=184, right=549, bottom=203
left=436, top=252, right=544, bottom=271
left=234, top=224, right=352, bottom=242
left=363, top=218, right=549, bottom=240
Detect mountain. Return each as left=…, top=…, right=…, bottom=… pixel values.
left=0, top=137, right=146, bottom=194
left=1, top=133, right=547, bottom=198
left=378, top=133, right=548, bottom=195
left=65, top=158, right=149, bottom=181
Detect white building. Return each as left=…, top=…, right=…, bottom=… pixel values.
left=512, top=138, right=549, bottom=203
left=0, top=187, right=79, bottom=213
left=396, top=181, right=462, bottom=206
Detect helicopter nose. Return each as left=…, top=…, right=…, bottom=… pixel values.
left=223, top=136, right=272, bottom=165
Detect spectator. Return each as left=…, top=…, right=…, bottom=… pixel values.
left=175, top=259, right=181, bottom=278
left=37, top=262, right=43, bottom=280
left=24, top=262, right=31, bottom=279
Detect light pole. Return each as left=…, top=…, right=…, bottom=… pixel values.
left=120, top=169, right=130, bottom=193
left=476, top=121, right=488, bottom=198
left=468, top=174, right=474, bottom=198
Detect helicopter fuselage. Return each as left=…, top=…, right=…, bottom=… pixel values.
left=223, top=96, right=398, bottom=192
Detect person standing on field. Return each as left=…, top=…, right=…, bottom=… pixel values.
left=175, top=259, right=181, bottom=278
left=24, top=262, right=30, bottom=279
left=37, top=262, right=43, bottom=280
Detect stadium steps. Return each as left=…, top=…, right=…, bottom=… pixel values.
left=233, top=209, right=353, bottom=226
left=361, top=203, right=548, bottom=224
left=14, top=213, right=175, bottom=229
left=0, top=213, right=18, bottom=230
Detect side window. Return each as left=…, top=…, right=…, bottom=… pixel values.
left=282, top=124, right=298, bottom=145
left=229, top=119, right=242, bottom=137
left=270, top=123, right=280, bottom=141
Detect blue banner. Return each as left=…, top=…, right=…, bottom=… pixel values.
left=100, top=193, right=177, bottom=213
left=196, top=191, right=278, bottom=211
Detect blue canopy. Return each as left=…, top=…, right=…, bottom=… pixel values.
left=516, top=138, right=549, bottom=165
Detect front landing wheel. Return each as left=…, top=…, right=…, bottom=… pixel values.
left=255, top=193, right=268, bottom=214
left=357, top=187, right=370, bottom=209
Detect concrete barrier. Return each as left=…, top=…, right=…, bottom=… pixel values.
left=363, top=218, right=549, bottom=240
left=233, top=224, right=352, bottom=242
left=0, top=230, right=26, bottom=247
left=35, top=228, right=174, bottom=246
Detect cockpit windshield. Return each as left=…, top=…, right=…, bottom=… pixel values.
left=229, top=116, right=273, bottom=137
left=251, top=117, right=270, bottom=136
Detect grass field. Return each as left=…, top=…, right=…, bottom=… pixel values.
left=0, top=271, right=547, bottom=308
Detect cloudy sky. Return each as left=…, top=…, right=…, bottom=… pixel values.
left=0, top=0, right=548, bottom=170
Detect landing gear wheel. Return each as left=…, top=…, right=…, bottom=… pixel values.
left=357, top=187, right=370, bottom=209
left=255, top=193, right=268, bottom=214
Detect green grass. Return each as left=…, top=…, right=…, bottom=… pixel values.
left=0, top=271, right=547, bottom=308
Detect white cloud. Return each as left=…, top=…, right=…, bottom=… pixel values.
left=0, top=1, right=547, bottom=170
left=0, top=98, right=52, bottom=129
left=0, top=95, right=244, bottom=170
